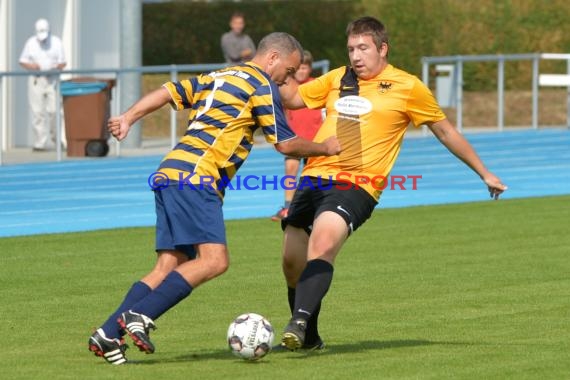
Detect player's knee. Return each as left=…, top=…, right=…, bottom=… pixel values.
left=207, top=252, right=230, bottom=277
left=309, top=235, right=339, bottom=257
left=216, top=256, right=230, bottom=276
left=281, top=257, right=296, bottom=278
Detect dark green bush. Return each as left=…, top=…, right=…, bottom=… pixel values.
left=143, top=0, right=570, bottom=90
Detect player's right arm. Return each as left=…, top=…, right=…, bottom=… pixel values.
left=275, top=136, right=341, bottom=157
left=108, top=87, right=171, bottom=141
left=281, top=69, right=332, bottom=110
left=279, top=78, right=306, bottom=110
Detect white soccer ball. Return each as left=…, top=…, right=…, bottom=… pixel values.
left=227, top=313, right=275, bottom=360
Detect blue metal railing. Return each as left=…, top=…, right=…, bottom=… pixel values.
left=421, top=53, right=570, bottom=134
left=0, top=60, right=330, bottom=165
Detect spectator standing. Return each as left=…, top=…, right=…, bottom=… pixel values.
left=221, top=12, right=256, bottom=64
left=19, top=18, right=67, bottom=151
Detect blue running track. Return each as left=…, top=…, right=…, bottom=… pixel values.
left=0, top=129, right=568, bottom=238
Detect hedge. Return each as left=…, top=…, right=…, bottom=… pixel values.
left=143, top=0, right=570, bottom=90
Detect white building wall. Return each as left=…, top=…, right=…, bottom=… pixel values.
left=0, top=0, right=9, bottom=150
left=2, top=0, right=124, bottom=148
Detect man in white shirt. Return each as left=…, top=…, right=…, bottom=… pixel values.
left=19, top=18, right=67, bottom=151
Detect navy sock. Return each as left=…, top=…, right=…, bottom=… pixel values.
left=101, top=281, right=151, bottom=339
left=288, top=286, right=322, bottom=343
left=130, top=271, right=193, bottom=320
left=292, top=259, right=333, bottom=322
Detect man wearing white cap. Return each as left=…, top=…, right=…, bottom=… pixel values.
left=19, top=18, right=67, bottom=151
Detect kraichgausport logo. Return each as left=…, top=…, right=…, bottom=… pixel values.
left=148, top=172, right=422, bottom=191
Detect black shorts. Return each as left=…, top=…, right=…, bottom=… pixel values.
left=282, top=176, right=378, bottom=235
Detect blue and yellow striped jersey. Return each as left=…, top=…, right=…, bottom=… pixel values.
left=158, top=62, right=296, bottom=195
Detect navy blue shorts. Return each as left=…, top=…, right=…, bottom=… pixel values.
left=154, top=184, right=226, bottom=259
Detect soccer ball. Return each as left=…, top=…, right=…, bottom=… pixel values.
left=227, top=313, right=274, bottom=360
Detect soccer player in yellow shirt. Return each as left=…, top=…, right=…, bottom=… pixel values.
left=278, top=16, right=507, bottom=350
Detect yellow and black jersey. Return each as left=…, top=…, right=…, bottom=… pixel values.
left=299, top=64, right=446, bottom=200
left=159, top=62, right=296, bottom=195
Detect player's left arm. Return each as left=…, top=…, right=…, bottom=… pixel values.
left=427, top=118, right=508, bottom=199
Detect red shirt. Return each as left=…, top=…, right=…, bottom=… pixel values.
left=286, top=78, right=323, bottom=141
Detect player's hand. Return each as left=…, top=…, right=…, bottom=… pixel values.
left=322, top=136, right=341, bottom=156
left=483, top=173, right=507, bottom=200
left=107, top=115, right=130, bottom=141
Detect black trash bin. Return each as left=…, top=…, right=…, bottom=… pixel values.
left=61, top=78, right=115, bottom=157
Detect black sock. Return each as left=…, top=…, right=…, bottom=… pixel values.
left=292, top=259, right=334, bottom=323
left=306, top=302, right=321, bottom=344
left=288, top=286, right=322, bottom=344
left=287, top=286, right=296, bottom=314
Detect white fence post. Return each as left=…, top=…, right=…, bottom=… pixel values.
left=170, top=65, right=178, bottom=149
left=497, top=56, right=505, bottom=132
left=567, top=59, right=570, bottom=128
left=532, top=55, right=540, bottom=130
left=456, top=58, right=463, bottom=132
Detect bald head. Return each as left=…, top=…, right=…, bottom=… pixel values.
left=250, top=32, right=303, bottom=86
left=256, top=32, right=303, bottom=60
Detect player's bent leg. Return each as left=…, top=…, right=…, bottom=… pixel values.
left=141, top=250, right=189, bottom=289
left=307, top=211, right=349, bottom=263
left=282, top=225, right=309, bottom=286
left=176, top=243, right=229, bottom=287
left=282, top=212, right=348, bottom=350
left=118, top=251, right=196, bottom=354
left=92, top=250, right=186, bottom=352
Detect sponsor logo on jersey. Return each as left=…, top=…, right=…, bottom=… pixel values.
left=334, top=95, right=372, bottom=115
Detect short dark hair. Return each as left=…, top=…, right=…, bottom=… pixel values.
left=230, top=11, right=245, bottom=21
left=257, top=32, right=303, bottom=59
left=346, top=16, right=389, bottom=49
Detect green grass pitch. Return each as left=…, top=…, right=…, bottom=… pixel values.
left=1, top=195, right=569, bottom=379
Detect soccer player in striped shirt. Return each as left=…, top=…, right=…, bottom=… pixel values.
left=88, top=32, right=340, bottom=364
